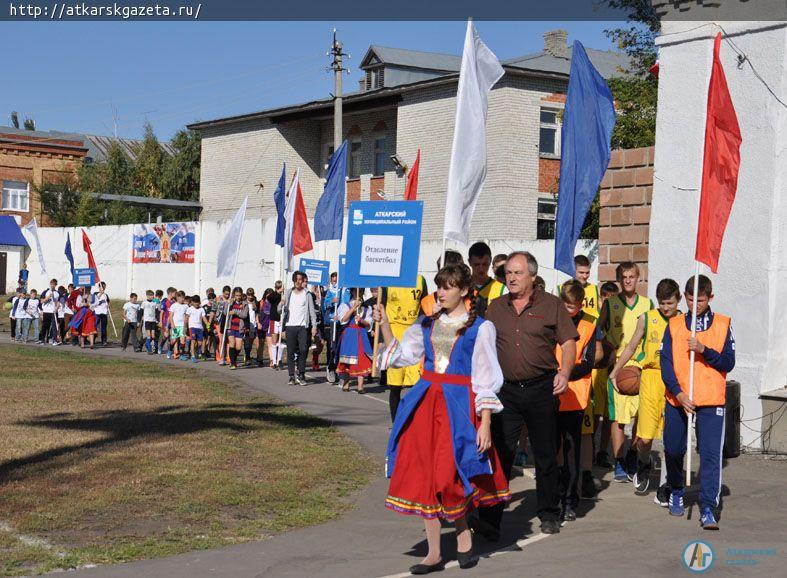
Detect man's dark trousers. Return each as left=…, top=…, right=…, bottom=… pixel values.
left=479, top=374, right=561, bottom=526
left=285, top=326, right=308, bottom=378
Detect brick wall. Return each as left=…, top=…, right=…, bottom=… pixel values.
left=597, top=146, right=654, bottom=294
left=0, top=138, right=86, bottom=226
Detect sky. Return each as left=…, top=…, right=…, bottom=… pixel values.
left=0, top=21, right=621, bottom=141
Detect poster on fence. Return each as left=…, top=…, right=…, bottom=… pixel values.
left=132, top=222, right=197, bottom=263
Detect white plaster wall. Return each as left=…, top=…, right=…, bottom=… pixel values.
left=651, top=21, right=787, bottom=446
left=21, top=221, right=597, bottom=299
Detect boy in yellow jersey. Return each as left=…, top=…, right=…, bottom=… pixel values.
left=555, top=280, right=598, bottom=522
left=599, top=262, right=653, bottom=482
left=610, top=278, right=681, bottom=499
left=591, top=282, right=619, bottom=469
left=569, top=254, right=600, bottom=315
left=382, top=274, right=428, bottom=421
left=468, top=242, right=506, bottom=317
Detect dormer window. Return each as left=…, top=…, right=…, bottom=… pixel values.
left=366, top=66, right=384, bottom=90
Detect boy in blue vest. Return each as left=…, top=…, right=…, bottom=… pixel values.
left=660, top=275, right=735, bottom=530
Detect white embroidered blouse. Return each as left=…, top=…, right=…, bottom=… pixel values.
left=379, top=312, right=504, bottom=415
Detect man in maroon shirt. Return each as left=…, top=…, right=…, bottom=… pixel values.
left=475, top=251, right=578, bottom=537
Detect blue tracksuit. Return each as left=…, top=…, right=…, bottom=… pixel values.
left=660, top=309, right=735, bottom=508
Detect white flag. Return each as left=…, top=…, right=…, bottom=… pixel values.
left=23, top=218, right=47, bottom=275
left=216, top=197, right=247, bottom=278
left=443, top=20, right=504, bottom=245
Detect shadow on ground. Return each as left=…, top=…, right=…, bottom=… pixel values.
left=1, top=402, right=348, bottom=483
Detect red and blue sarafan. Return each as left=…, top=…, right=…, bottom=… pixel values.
left=384, top=317, right=510, bottom=521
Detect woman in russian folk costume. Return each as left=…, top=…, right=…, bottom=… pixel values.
left=373, top=265, right=510, bottom=574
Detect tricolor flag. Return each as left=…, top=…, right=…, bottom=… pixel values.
left=443, top=19, right=504, bottom=245
left=81, top=229, right=100, bottom=281
left=274, top=163, right=287, bottom=247
left=283, top=169, right=313, bottom=271
left=695, top=32, right=741, bottom=273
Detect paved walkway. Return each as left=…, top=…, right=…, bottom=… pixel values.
left=16, top=342, right=783, bottom=577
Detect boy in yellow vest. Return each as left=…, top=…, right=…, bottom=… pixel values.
left=660, top=275, right=734, bottom=529
left=468, top=242, right=506, bottom=317
left=556, top=280, right=598, bottom=522
left=610, top=278, right=681, bottom=500
left=382, top=274, right=428, bottom=421
left=599, top=262, right=653, bottom=482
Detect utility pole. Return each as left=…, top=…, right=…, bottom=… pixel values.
left=329, top=29, right=349, bottom=152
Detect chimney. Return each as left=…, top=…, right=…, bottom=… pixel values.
left=543, top=29, right=569, bottom=58
left=359, top=77, right=366, bottom=92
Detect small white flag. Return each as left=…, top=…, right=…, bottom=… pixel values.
left=443, top=20, right=504, bottom=245
left=23, top=218, right=47, bottom=275
left=216, top=197, right=248, bottom=278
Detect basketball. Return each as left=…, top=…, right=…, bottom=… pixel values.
left=616, top=366, right=641, bottom=395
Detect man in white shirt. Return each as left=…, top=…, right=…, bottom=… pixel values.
left=92, top=282, right=110, bottom=346
left=280, top=271, right=317, bottom=385
left=40, top=278, right=60, bottom=345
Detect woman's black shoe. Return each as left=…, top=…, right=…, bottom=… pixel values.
left=457, top=549, right=478, bottom=569
left=409, top=560, right=445, bottom=575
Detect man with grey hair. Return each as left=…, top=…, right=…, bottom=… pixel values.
left=475, top=251, right=578, bottom=537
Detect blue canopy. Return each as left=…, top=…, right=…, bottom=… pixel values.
left=0, top=216, right=29, bottom=247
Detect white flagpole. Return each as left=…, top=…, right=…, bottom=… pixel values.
left=686, top=264, right=700, bottom=487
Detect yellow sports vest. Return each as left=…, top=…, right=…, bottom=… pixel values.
left=560, top=282, right=600, bottom=315
left=634, top=310, right=672, bottom=370
left=667, top=313, right=730, bottom=407
left=556, top=311, right=597, bottom=411
left=476, top=278, right=506, bottom=304
left=385, top=275, right=427, bottom=327
left=606, top=294, right=653, bottom=355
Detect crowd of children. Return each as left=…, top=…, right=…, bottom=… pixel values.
left=8, top=245, right=735, bottom=554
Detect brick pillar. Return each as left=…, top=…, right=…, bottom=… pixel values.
left=598, top=146, right=654, bottom=295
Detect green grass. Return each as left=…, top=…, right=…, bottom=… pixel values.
left=0, top=345, right=376, bottom=576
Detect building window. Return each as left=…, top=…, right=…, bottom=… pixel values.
left=322, top=144, right=335, bottom=178
left=2, top=181, right=29, bottom=212
left=539, top=109, right=560, bottom=156
left=349, top=139, right=362, bottom=179
left=536, top=198, right=557, bottom=240
left=366, top=67, right=384, bottom=90
left=373, top=137, right=386, bottom=176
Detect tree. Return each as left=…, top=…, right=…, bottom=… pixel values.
left=23, top=117, right=36, bottom=131
left=135, top=122, right=166, bottom=198
left=161, top=129, right=201, bottom=201
left=10, top=111, right=19, bottom=129
left=36, top=179, right=82, bottom=227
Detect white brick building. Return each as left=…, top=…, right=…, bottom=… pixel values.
left=189, top=30, right=627, bottom=242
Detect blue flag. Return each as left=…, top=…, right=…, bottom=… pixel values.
left=64, top=232, right=75, bottom=277
left=273, top=163, right=286, bottom=247
left=314, top=140, right=347, bottom=242
left=554, top=41, right=616, bottom=277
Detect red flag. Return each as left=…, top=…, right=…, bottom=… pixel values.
left=292, top=181, right=313, bottom=256
left=404, top=149, right=421, bottom=201
left=81, top=229, right=100, bottom=281
left=696, top=33, right=742, bottom=273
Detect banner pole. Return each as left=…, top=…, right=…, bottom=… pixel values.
left=440, top=237, right=447, bottom=269
left=107, top=307, right=119, bottom=338
left=686, top=262, right=700, bottom=487
left=371, top=286, right=382, bottom=378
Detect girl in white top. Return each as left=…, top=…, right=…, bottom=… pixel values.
left=372, top=264, right=510, bottom=574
